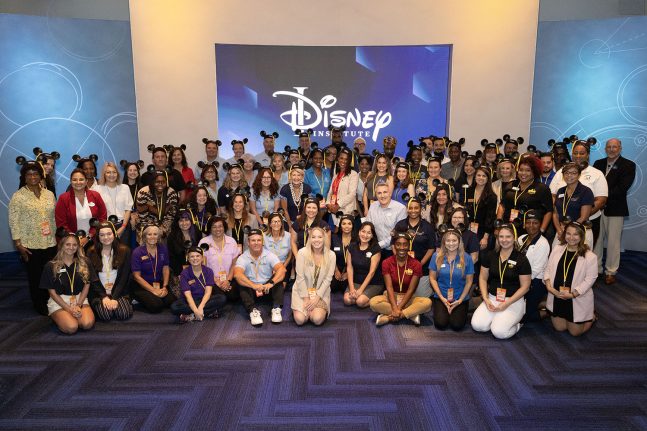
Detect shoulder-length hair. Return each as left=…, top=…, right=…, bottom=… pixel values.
left=435, top=230, right=466, bottom=277
left=357, top=221, right=379, bottom=248
left=99, top=161, right=121, bottom=185
left=168, top=211, right=199, bottom=251
left=51, top=234, right=91, bottom=283
left=296, top=199, right=323, bottom=230
left=226, top=194, right=251, bottom=227
left=223, top=166, right=248, bottom=189
left=265, top=213, right=285, bottom=237
left=87, top=226, right=129, bottom=271
left=200, top=164, right=219, bottom=183
left=303, top=226, right=332, bottom=269
left=170, top=147, right=188, bottom=168
left=517, top=154, right=542, bottom=180
left=429, top=185, right=455, bottom=227
left=252, top=167, right=279, bottom=198
left=189, top=186, right=218, bottom=215
left=558, top=222, right=589, bottom=257
left=394, top=164, right=412, bottom=189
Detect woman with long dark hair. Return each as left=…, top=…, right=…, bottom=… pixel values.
left=465, top=166, right=498, bottom=251
left=188, top=185, right=218, bottom=238
left=344, top=221, right=382, bottom=308
left=86, top=222, right=133, bottom=321
left=330, top=214, right=356, bottom=293
left=250, top=167, right=280, bottom=225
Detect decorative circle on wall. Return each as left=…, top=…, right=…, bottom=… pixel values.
left=0, top=62, right=82, bottom=126
left=617, top=64, right=647, bottom=127
left=578, top=39, right=611, bottom=69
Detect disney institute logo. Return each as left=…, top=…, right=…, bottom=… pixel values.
left=272, top=87, right=392, bottom=142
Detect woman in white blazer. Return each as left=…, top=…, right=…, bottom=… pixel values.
left=544, top=221, right=596, bottom=336
left=292, top=226, right=336, bottom=326
left=326, top=147, right=359, bottom=224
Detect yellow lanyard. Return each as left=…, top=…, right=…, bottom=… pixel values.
left=194, top=269, right=207, bottom=289
left=215, top=236, right=225, bottom=268
left=148, top=247, right=159, bottom=281
left=263, top=191, right=271, bottom=212
left=498, top=255, right=509, bottom=289
left=251, top=254, right=262, bottom=281
left=513, top=183, right=532, bottom=207
left=562, top=251, right=578, bottom=285
left=395, top=259, right=408, bottom=293
left=304, top=220, right=313, bottom=244
left=65, top=262, right=77, bottom=294
left=472, top=188, right=480, bottom=218
left=103, top=252, right=112, bottom=283
left=233, top=218, right=243, bottom=242
left=562, top=188, right=575, bottom=217
left=156, top=195, right=164, bottom=221
left=448, top=258, right=456, bottom=288
left=312, top=170, right=325, bottom=196
left=409, top=164, right=422, bottom=181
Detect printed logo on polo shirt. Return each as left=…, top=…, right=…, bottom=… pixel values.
left=188, top=279, right=195, bottom=285
left=366, top=252, right=372, bottom=258
left=405, top=268, right=413, bottom=275
left=141, top=255, right=149, bottom=260
left=528, top=188, right=536, bottom=195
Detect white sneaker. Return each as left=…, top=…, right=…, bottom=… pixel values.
left=249, top=308, right=263, bottom=326
left=411, top=314, right=421, bottom=326
left=271, top=307, right=283, bottom=324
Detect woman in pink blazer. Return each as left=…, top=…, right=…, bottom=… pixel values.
left=326, top=147, right=359, bottom=224
left=55, top=169, right=107, bottom=246
left=543, top=221, right=596, bottom=336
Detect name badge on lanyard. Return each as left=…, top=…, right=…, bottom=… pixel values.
left=496, top=288, right=506, bottom=302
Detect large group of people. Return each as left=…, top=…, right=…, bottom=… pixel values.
left=8, top=132, right=635, bottom=339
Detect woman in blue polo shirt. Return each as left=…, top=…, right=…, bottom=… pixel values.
left=429, top=227, right=474, bottom=330
left=171, top=246, right=227, bottom=323
left=131, top=224, right=176, bottom=313
left=552, top=162, right=594, bottom=245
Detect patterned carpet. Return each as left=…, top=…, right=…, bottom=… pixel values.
left=0, top=251, right=646, bottom=430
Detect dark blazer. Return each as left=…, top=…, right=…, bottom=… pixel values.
left=593, top=155, right=635, bottom=217
left=88, top=246, right=132, bottom=301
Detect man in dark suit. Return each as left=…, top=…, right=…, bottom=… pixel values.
left=593, top=138, right=636, bottom=285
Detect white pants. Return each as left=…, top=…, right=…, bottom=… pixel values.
left=594, top=213, right=624, bottom=275
left=471, top=294, right=525, bottom=339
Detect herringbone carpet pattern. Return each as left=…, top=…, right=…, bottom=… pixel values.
left=0, top=252, right=646, bottom=430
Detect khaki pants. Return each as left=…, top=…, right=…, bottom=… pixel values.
left=369, top=294, right=431, bottom=318
left=594, top=213, right=624, bottom=275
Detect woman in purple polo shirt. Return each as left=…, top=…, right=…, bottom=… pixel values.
left=171, top=246, right=227, bottom=323
left=131, top=224, right=176, bottom=313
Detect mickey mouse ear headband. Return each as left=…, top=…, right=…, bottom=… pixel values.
left=481, top=139, right=503, bottom=153
left=448, top=138, right=466, bottom=149
left=502, top=134, right=525, bottom=147
left=327, top=125, right=346, bottom=133
left=438, top=223, right=462, bottom=236
left=390, top=230, right=412, bottom=243
left=294, top=129, right=314, bottom=138
left=72, top=153, right=99, bottom=163
left=260, top=130, right=279, bottom=140
left=120, top=159, right=145, bottom=170
left=33, top=147, right=61, bottom=163
left=202, top=138, right=222, bottom=146
left=231, top=138, right=248, bottom=147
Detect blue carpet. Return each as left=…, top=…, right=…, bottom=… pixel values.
left=0, top=251, right=645, bottom=430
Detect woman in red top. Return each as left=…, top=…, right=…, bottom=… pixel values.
left=369, top=232, right=432, bottom=326
left=55, top=169, right=107, bottom=247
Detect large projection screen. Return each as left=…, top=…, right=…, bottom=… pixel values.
left=215, top=44, right=451, bottom=157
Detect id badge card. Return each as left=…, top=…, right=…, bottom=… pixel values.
left=396, top=293, right=405, bottom=306
left=152, top=282, right=161, bottom=290
left=496, top=288, right=506, bottom=302
left=408, top=251, right=415, bottom=258
left=509, top=209, right=519, bottom=222
left=559, top=285, right=570, bottom=293
left=308, top=287, right=317, bottom=299
left=104, top=282, right=113, bottom=295
left=69, top=295, right=77, bottom=306
left=40, top=220, right=51, bottom=236
left=218, top=271, right=227, bottom=282
left=446, top=288, right=454, bottom=302
left=470, top=222, right=479, bottom=234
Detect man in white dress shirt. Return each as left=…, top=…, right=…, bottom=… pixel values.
left=365, top=182, right=407, bottom=260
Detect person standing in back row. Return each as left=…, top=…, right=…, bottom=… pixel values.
left=593, top=139, right=635, bottom=285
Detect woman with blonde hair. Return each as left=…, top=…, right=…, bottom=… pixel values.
left=97, top=162, right=133, bottom=242
left=39, top=233, right=95, bottom=334
left=429, top=228, right=474, bottom=331
left=292, top=226, right=336, bottom=326
left=217, top=163, right=248, bottom=215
